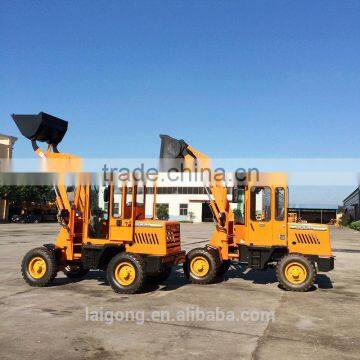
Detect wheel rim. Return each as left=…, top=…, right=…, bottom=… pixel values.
left=190, top=256, right=210, bottom=277
left=114, top=262, right=136, bottom=286
left=28, top=257, right=47, bottom=279
left=284, top=262, right=307, bottom=284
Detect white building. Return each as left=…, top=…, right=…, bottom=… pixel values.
left=0, top=133, right=17, bottom=222
left=108, top=173, right=237, bottom=223
left=147, top=177, right=233, bottom=223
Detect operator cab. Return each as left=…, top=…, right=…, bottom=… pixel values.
left=232, top=173, right=288, bottom=247
left=87, top=183, right=154, bottom=240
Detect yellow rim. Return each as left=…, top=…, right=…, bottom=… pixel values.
left=284, top=262, right=307, bottom=284
left=28, top=257, right=47, bottom=279
left=190, top=256, right=210, bottom=277
left=114, top=261, right=136, bottom=286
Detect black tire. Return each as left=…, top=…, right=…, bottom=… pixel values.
left=147, top=264, right=172, bottom=285
left=276, top=254, right=316, bottom=292
left=217, top=260, right=231, bottom=277
left=63, top=264, right=89, bottom=279
left=21, top=247, right=57, bottom=287
left=107, top=252, right=146, bottom=294
left=183, top=247, right=220, bottom=285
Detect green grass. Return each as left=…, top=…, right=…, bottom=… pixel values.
left=349, top=220, right=360, bottom=231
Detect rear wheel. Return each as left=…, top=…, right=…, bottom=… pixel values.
left=63, top=264, right=89, bottom=279
left=276, top=254, right=316, bottom=292
left=184, top=248, right=220, bottom=285
left=21, top=247, right=57, bottom=286
left=107, top=253, right=146, bottom=294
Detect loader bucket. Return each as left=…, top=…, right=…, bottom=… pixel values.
left=159, top=134, right=189, bottom=172
left=159, top=134, right=188, bottom=159
left=11, top=112, right=68, bottom=146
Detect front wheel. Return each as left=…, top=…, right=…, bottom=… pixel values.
left=21, top=247, right=57, bottom=286
left=184, top=248, right=220, bottom=285
left=276, top=254, right=316, bottom=292
left=107, top=253, right=146, bottom=294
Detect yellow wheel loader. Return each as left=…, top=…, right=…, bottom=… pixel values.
left=159, top=135, right=334, bottom=292
left=12, top=113, right=185, bottom=294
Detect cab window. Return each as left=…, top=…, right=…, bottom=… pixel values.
left=251, top=187, right=271, bottom=222
left=88, top=186, right=108, bottom=238
left=233, top=187, right=245, bottom=225
left=112, top=186, right=122, bottom=218
left=136, top=186, right=145, bottom=207
left=275, top=187, right=285, bottom=221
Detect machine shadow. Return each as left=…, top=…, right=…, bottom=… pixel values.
left=277, top=274, right=333, bottom=291
left=158, top=266, right=189, bottom=291
left=49, top=270, right=107, bottom=287
left=50, top=267, right=187, bottom=293
left=50, top=264, right=333, bottom=292
left=224, top=263, right=278, bottom=285
left=315, top=274, right=334, bottom=289
left=223, top=263, right=334, bottom=291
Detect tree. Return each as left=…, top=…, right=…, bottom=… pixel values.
left=0, top=186, right=55, bottom=212
left=156, top=204, right=169, bottom=220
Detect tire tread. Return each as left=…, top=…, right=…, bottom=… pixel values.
left=21, top=247, right=57, bottom=287
left=276, top=253, right=316, bottom=292
left=184, top=247, right=220, bottom=285
left=107, top=252, right=146, bottom=294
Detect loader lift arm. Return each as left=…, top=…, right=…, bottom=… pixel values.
left=12, top=112, right=86, bottom=261
left=159, top=135, right=235, bottom=262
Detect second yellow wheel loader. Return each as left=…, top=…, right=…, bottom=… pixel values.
left=159, top=135, right=334, bottom=292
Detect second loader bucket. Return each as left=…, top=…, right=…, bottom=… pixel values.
left=159, top=134, right=189, bottom=172
left=11, top=112, right=68, bottom=146
left=159, top=134, right=188, bottom=159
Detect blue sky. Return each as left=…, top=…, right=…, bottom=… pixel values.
left=1, top=1, right=359, bottom=205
